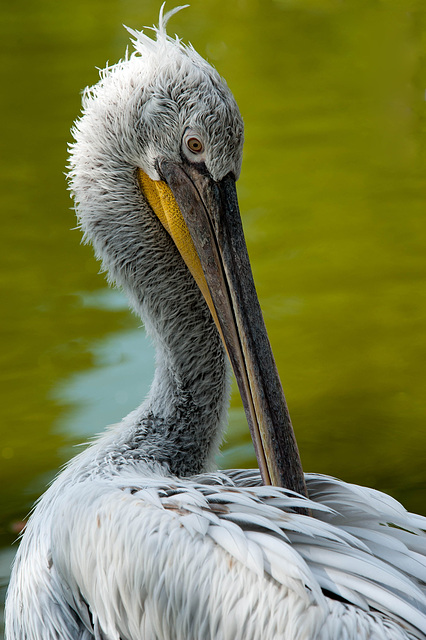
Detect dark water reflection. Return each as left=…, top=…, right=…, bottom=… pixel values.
left=1, top=0, right=425, bottom=633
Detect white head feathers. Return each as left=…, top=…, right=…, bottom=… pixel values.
left=72, top=4, right=244, bottom=184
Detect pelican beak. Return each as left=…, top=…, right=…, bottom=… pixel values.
left=139, top=161, right=307, bottom=498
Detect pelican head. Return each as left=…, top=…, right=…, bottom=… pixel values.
left=68, top=6, right=306, bottom=495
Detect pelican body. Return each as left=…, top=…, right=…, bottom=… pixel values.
left=5, top=8, right=426, bottom=640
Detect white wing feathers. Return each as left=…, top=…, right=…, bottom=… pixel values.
left=50, top=470, right=426, bottom=640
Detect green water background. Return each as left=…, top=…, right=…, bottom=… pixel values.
left=1, top=0, right=425, bottom=631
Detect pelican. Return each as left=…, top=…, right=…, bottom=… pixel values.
left=5, top=6, right=426, bottom=640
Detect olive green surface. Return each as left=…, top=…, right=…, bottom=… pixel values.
left=1, top=0, right=425, bottom=631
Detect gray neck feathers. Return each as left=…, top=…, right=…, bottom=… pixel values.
left=69, top=150, right=230, bottom=478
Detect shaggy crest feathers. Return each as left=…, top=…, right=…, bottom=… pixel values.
left=90, top=1, right=227, bottom=112
left=125, top=3, right=190, bottom=52
left=124, top=2, right=220, bottom=87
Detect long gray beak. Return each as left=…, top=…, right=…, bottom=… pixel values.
left=158, top=160, right=307, bottom=499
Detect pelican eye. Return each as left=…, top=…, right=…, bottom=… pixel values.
left=186, top=136, right=204, bottom=154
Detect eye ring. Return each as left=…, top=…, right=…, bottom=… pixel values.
left=186, top=136, right=204, bottom=154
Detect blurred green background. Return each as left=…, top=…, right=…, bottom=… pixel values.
left=1, top=0, right=425, bottom=632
